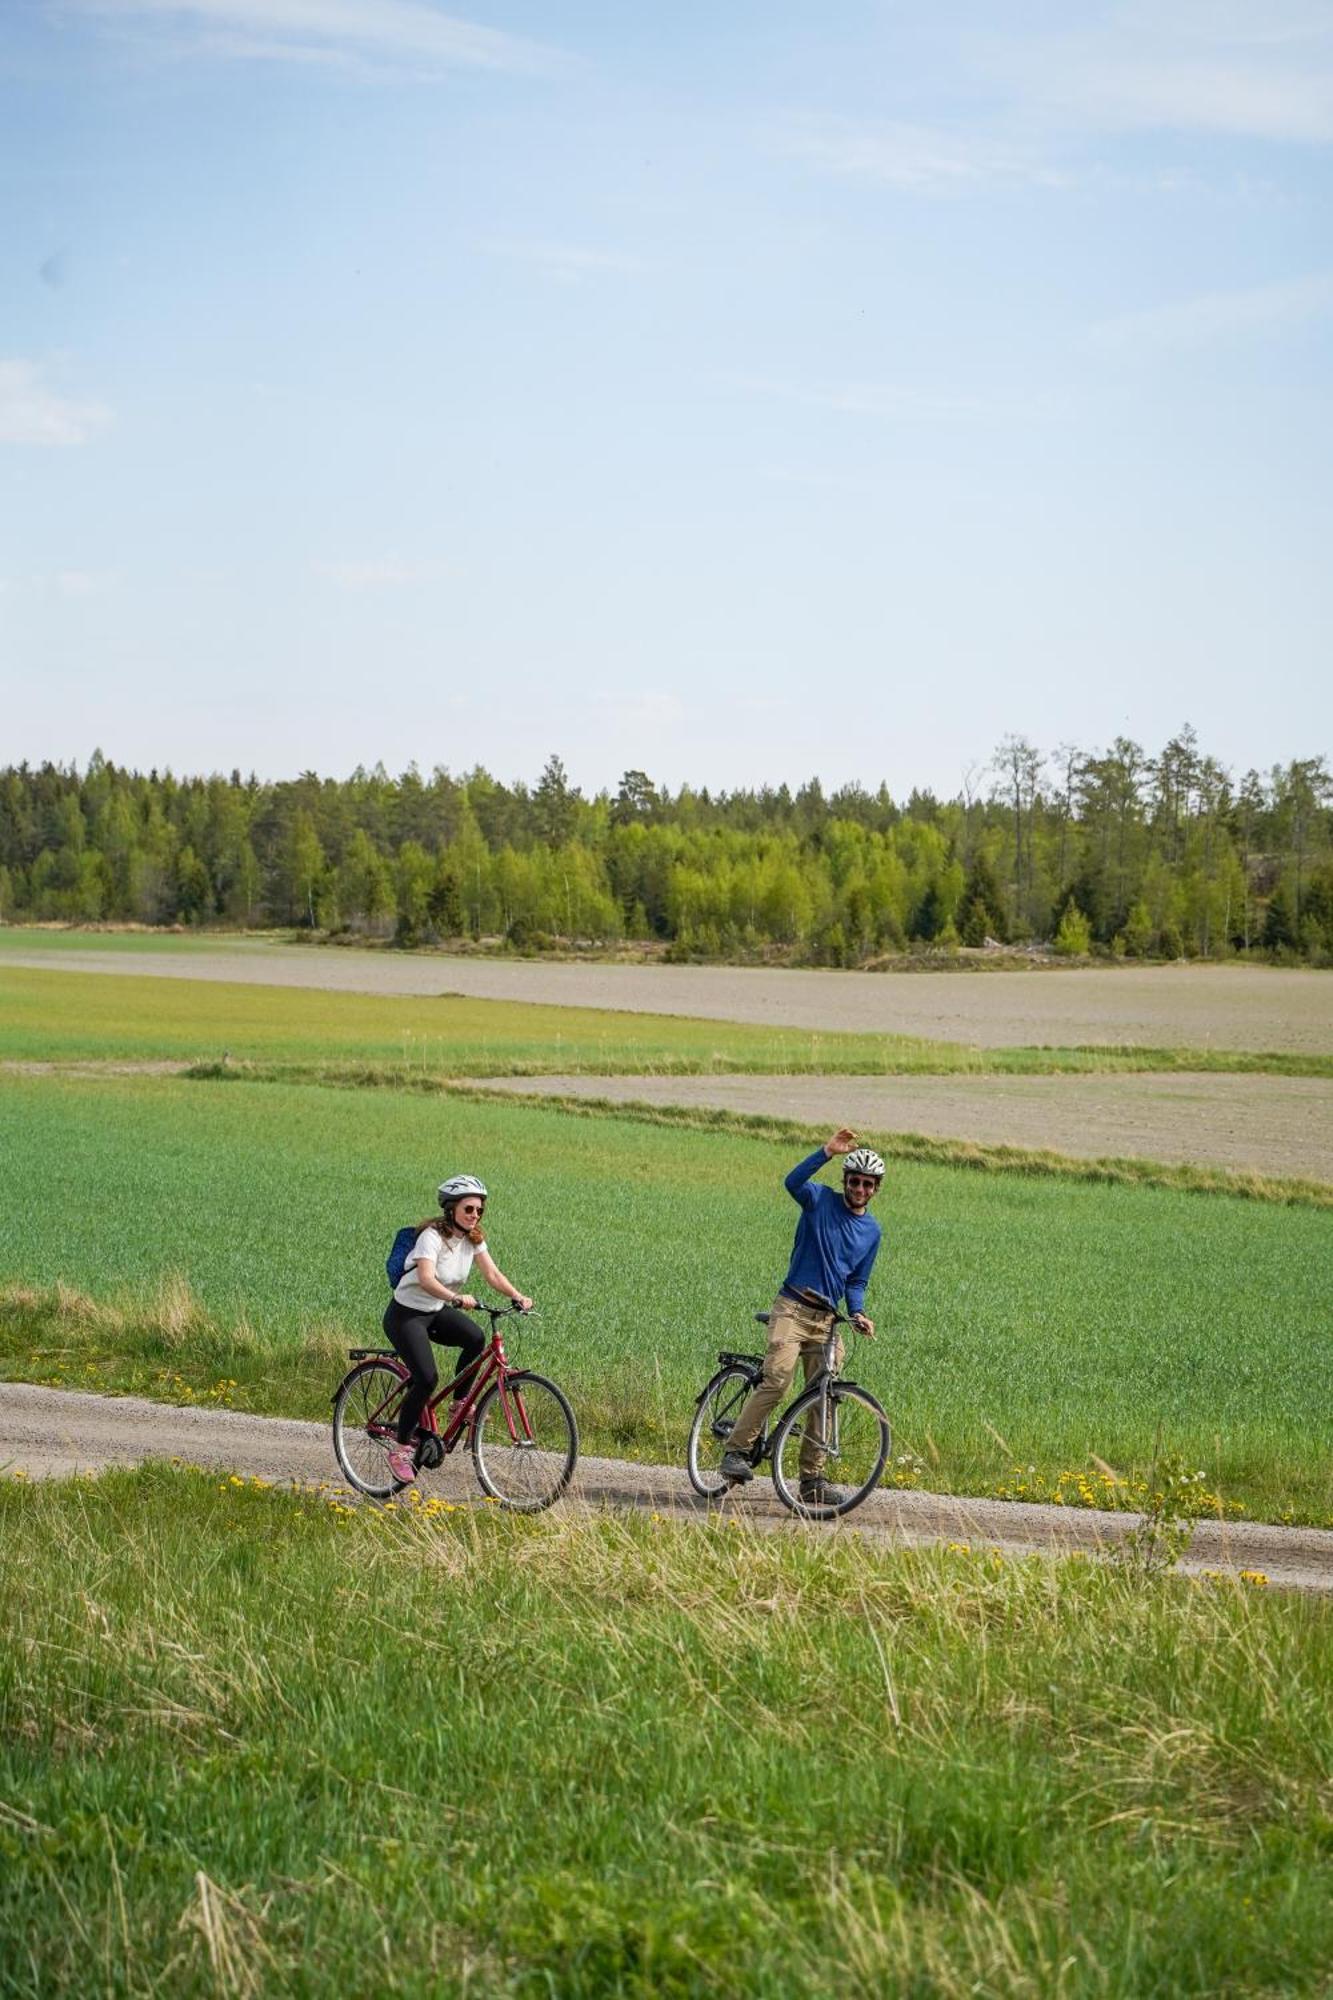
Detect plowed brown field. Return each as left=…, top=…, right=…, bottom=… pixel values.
left=4, top=944, right=1331, bottom=1052
left=474, top=1071, right=1333, bottom=1182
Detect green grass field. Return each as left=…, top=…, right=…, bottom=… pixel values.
left=0, top=927, right=256, bottom=954
left=3, top=962, right=1329, bottom=1077
left=2, top=1466, right=1329, bottom=1998
left=3, top=944, right=1331, bottom=1997
left=1, top=1071, right=1329, bottom=1522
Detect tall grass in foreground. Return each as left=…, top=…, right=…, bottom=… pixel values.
left=2, top=1074, right=1330, bottom=1523
left=2, top=1466, right=1330, bottom=1998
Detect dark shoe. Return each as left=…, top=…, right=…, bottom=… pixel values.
left=719, top=1450, right=754, bottom=1485
left=799, top=1477, right=847, bottom=1508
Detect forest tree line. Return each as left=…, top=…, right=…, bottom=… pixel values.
left=2, top=730, right=1331, bottom=965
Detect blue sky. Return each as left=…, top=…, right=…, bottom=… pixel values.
left=2, top=0, right=1330, bottom=797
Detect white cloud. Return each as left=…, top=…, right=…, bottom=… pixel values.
left=62, top=0, right=564, bottom=76
left=735, top=372, right=1021, bottom=425
left=0, top=360, right=111, bottom=446
left=311, top=556, right=445, bottom=588
left=482, top=239, right=647, bottom=283
left=780, top=5, right=1333, bottom=204
left=595, top=691, right=687, bottom=727
left=7, top=569, right=120, bottom=595
left=729, top=694, right=796, bottom=717
left=987, top=2, right=1333, bottom=145
left=1091, top=270, right=1333, bottom=354
left=773, top=114, right=1064, bottom=194
left=758, top=464, right=866, bottom=491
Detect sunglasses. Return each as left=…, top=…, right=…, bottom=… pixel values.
left=455, top=1201, right=485, bottom=1216
left=844, top=1175, right=879, bottom=1190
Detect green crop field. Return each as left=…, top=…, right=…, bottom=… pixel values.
left=1, top=1071, right=1329, bottom=1522
left=2, top=962, right=1328, bottom=1078
left=2, top=1466, right=1329, bottom=1998
left=3, top=952, right=1331, bottom=1998
left=0, top=927, right=251, bottom=955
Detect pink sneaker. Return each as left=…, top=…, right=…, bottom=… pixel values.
left=386, top=1444, right=417, bottom=1484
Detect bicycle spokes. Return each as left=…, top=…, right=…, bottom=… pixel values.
left=471, top=1373, right=578, bottom=1513
left=771, top=1382, right=890, bottom=1516
left=332, top=1359, right=409, bottom=1499
left=685, top=1365, right=757, bottom=1500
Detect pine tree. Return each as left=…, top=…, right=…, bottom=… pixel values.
left=1053, top=897, right=1093, bottom=956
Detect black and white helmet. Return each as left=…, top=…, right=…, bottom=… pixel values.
left=843, top=1147, right=885, bottom=1180
left=437, top=1174, right=488, bottom=1206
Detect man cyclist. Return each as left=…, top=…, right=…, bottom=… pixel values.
left=719, top=1127, right=884, bottom=1505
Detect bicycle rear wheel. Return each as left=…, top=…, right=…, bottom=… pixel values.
left=685, top=1365, right=756, bottom=1499
left=332, top=1358, right=410, bottom=1498
left=471, top=1371, right=578, bottom=1513
left=770, top=1382, right=890, bottom=1520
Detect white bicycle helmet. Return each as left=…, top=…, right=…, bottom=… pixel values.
left=843, top=1147, right=885, bottom=1180
left=437, top=1173, right=488, bottom=1205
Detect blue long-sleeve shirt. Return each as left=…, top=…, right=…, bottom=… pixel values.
left=780, top=1149, right=882, bottom=1315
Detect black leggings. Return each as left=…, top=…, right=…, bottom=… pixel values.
left=383, top=1299, right=486, bottom=1444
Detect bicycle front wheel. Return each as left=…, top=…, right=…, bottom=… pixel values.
left=471, top=1371, right=578, bottom=1513
left=685, top=1365, right=756, bottom=1499
left=770, top=1382, right=890, bottom=1520
left=332, top=1358, right=409, bottom=1498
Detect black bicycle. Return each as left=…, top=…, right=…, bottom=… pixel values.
left=685, top=1306, right=890, bottom=1521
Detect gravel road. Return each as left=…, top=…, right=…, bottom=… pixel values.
left=5, top=944, right=1330, bottom=1053
left=4, top=1382, right=1329, bottom=1592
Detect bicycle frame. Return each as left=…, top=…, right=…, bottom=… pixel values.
left=351, top=1306, right=539, bottom=1455
left=705, top=1310, right=867, bottom=1466
left=754, top=1334, right=839, bottom=1464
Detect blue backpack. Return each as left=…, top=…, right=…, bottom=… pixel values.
left=386, top=1225, right=420, bottom=1290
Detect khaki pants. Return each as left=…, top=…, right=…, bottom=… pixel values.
left=726, top=1294, right=844, bottom=1478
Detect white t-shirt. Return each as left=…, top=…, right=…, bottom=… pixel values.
left=393, top=1226, right=481, bottom=1312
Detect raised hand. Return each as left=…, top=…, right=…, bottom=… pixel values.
left=824, top=1127, right=859, bottom=1156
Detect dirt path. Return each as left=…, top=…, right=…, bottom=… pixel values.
left=4, top=944, right=1330, bottom=1053
left=4, top=1382, right=1329, bottom=1591
left=5, top=1057, right=1330, bottom=1181
left=477, top=1072, right=1333, bottom=1183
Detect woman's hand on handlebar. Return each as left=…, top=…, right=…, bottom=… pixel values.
left=511, top=1293, right=533, bottom=1313
left=455, top=1292, right=480, bottom=1311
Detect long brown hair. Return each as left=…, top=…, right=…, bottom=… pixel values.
left=418, top=1199, right=486, bottom=1247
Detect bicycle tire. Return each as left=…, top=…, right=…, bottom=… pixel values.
left=685, top=1365, right=757, bottom=1499
left=332, top=1357, right=410, bottom=1498
left=770, top=1381, right=890, bottom=1521
left=471, top=1371, right=578, bottom=1513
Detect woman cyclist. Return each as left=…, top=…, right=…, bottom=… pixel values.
left=383, top=1174, right=532, bottom=1485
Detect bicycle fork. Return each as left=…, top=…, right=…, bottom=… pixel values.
left=794, top=1382, right=837, bottom=1466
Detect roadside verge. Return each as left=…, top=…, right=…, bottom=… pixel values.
left=4, top=1381, right=1330, bottom=1593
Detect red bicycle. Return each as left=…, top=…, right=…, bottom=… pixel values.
left=331, top=1302, right=578, bottom=1512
